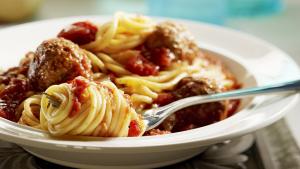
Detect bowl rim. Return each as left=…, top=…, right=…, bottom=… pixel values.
left=0, top=15, right=299, bottom=152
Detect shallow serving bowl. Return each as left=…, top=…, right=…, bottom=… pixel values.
left=0, top=16, right=299, bottom=169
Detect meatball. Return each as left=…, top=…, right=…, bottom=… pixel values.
left=172, top=77, right=227, bottom=132
left=145, top=21, right=200, bottom=62
left=173, top=77, right=221, bottom=98
left=28, top=38, right=92, bottom=91
left=157, top=77, right=227, bottom=132
left=57, top=21, right=98, bottom=45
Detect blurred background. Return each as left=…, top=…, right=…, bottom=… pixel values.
left=0, top=0, right=299, bottom=143
left=0, top=0, right=298, bottom=64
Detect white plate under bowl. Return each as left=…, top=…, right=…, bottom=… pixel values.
left=0, top=16, right=299, bottom=169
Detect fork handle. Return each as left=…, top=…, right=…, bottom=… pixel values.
left=163, top=79, right=300, bottom=116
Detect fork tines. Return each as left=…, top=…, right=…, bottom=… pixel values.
left=42, top=93, right=61, bottom=108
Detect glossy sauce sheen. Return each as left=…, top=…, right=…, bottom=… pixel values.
left=58, top=21, right=98, bottom=45
left=0, top=79, right=29, bottom=121
left=128, top=120, right=141, bottom=137
left=69, top=78, right=89, bottom=117
left=0, top=56, right=32, bottom=122
left=125, top=54, right=159, bottom=76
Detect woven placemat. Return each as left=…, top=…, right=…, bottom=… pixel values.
left=255, top=119, right=300, bottom=169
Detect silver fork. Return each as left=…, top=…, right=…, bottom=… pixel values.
left=143, top=79, right=300, bottom=130
left=42, top=93, right=61, bottom=108
left=35, top=79, right=300, bottom=131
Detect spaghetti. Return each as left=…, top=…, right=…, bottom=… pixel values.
left=0, top=12, right=240, bottom=137
left=82, top=12, right=155, bottom=54
left=87, top=51, right=234, bottom=108
left=19, top=77, right=145, bottom=137
left=18, top=95, right=42, bottom=129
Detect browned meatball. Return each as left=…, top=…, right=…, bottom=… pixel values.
left=173, top=77, right=221, bottom=98
left=156, top=77, right=227, bottom=133
left=145, top=22, right=201, bottom=62
left=28, top=38, right=92, bottom=91
left=172, top=77, right=227, bottom=132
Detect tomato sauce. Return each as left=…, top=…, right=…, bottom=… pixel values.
left=128, top=120, right=141, bottom=137
left=148, top=47, right=174, bottom=69
left=125, top=55, right=159, bottom=76
left=227, top=99, right=240, bottom=117
left=58, top=21, right=98, bottom=45
left=153, top=92, right=175, bottom=106
left=69, top=77, right=89, bottom=118
left=0, top=78, right=29, bottom=121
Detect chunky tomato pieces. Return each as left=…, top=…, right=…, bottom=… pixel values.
left=124, top=47, right=176, bottom=76
left=58, top=21, right=98, bottom=45
left=125, top=55, right=159, bottom=76
left=69, top=77, right=89, bottom=117
left=0, top=109, right=8, bottom=120
left=128, top=120, right=141, bottom=137
left=149, top=48, right=174, bottom=69
left=0, top=78, right=29, bottom=121
left=70, top=99, right=81, bottom=118
left=71, top=78, right=89, bottom=102
left=153, top=92, right=175, bottom=106
left=227, top=99, right=240, bottom=117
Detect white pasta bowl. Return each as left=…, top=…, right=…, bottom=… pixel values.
left=0, top=16, right=299, bottom=169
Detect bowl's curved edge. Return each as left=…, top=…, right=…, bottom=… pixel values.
left=0, top=15, right=299, bottom=153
